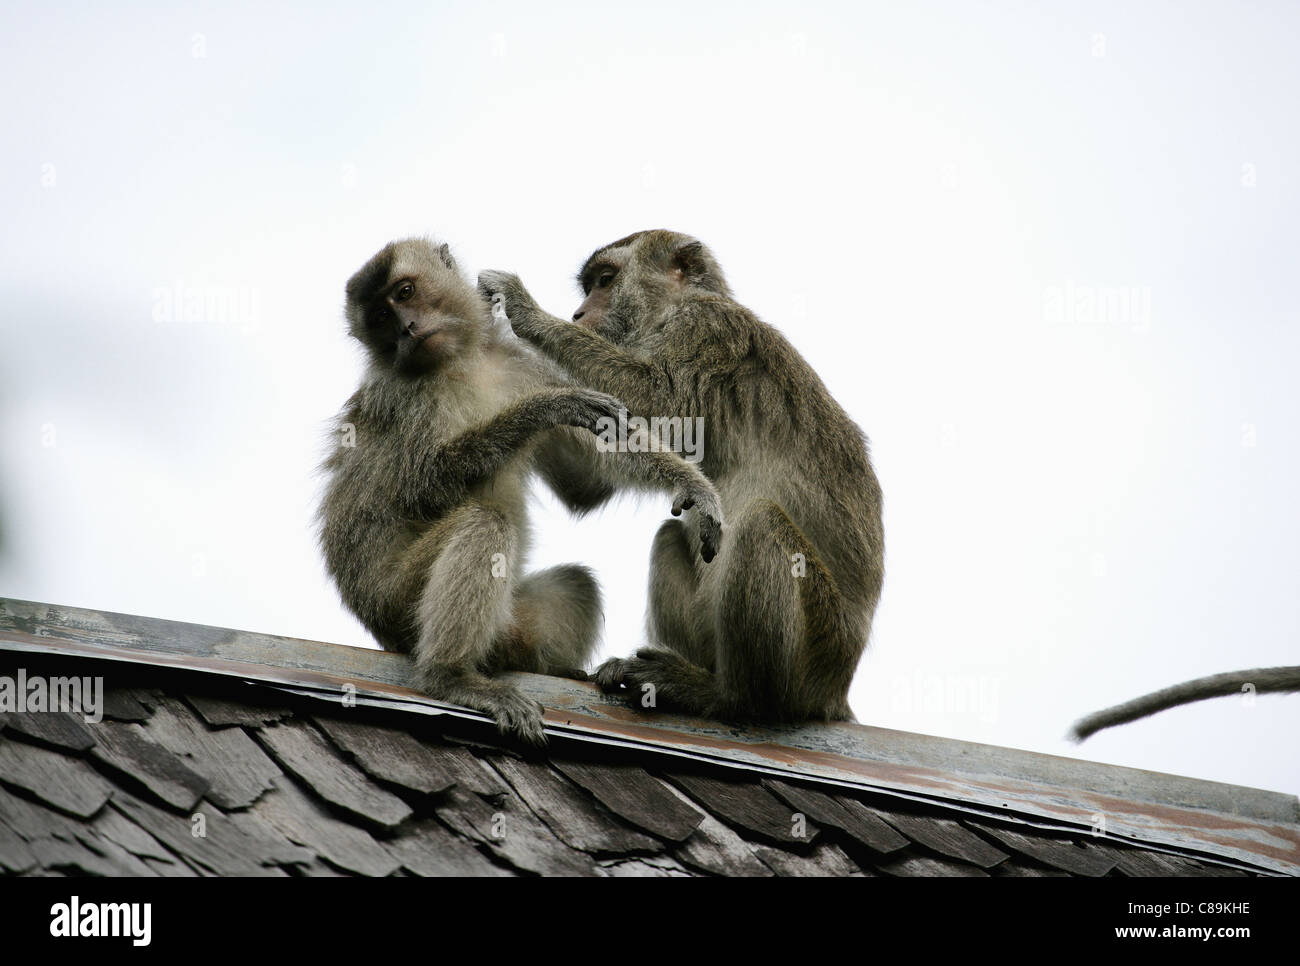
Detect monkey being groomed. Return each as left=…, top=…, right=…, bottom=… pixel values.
left=318, top=237, right=723, bottom=745
left=479, top=229, right=885, bottom=724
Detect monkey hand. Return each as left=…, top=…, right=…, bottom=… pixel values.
left=477, top=270, right=540, bottom=337
left=671, top=482, right=724, bottom=563
left=552, top=388, right=626, bottom=435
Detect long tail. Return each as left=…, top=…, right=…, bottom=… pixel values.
left=1069, top=665, right=1300, bottom=741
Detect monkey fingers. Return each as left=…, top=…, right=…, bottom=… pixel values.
left=476, top=270, right=539, bottom=333
left=488, top=689, right=550, bottom=747
left=593, top=656, right=632, bottom=694
left=671, top=488, right=724, bottom=563
left=697, top=510, right=723, bottom=563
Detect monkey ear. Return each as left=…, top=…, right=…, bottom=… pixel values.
left=672, top=240, right=727, bottom=294
left=673, top=241, right=706, bottom=278
left=436, top=243, right=457, bottom=271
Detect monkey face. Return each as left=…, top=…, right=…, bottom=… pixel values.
left=345, top=238, right=486, bottom=374
left=574, top=231, right=732, bottom=343
left=573, top=246, right=632, bottom=334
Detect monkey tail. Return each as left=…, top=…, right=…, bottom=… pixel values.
left=1068, top=665, right=1300, bottom=742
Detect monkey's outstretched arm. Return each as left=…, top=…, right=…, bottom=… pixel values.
left=478, top=271, right=668, bottom=413
left=535, top=426, right=724, bottom=562
left=400, top=388, right=621, bottom=519
left=1069, top=665, right=1300, bottom=741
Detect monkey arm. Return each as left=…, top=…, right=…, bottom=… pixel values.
left=521, top=313, right=666, bottom=410
left=478, top=270, right=668, bottom=414
left=532, top=427, right=618, bottom=513
left=534, top=426, right=723, bottom=562
left=401, top=390, right=620, bottom=519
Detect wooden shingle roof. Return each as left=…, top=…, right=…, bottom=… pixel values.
left=1, top=598, right=1296, bottom=878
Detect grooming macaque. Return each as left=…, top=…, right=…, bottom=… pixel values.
left=319, top=237, right=722, bottom=745
left=479, top=229, right=884, bottom=723
left=1070, top=666, right=1300, bottom=741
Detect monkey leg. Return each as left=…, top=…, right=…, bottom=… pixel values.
left=599, top=499, right=853, bottom=721
left=410, top=503, right=548, bottom=745
left=716, top=499, right=855, bottom=720
left=503, top=564, right=603, bottom=679
left=593, top=518, right=716, bottom=713
left=646, top=518, right=713, bottom=668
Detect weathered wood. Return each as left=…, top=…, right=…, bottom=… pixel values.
left=144, top=855, right=201, bottom=877
left=869, top=807, right=1009, bottom=869
left=386, top=819, right=513, bottom=877
left=657, top=781, right=772, bottom=876
left=0, top=710, right=96, bottom=751
left=428, top=744, right=509, bottom=797
left=878, top=854, right=990, bottom=877
left=89, top=720, right=209, bottom=811
left=0, top=734, right=114, bottom=818
left=140, top=695, right=280, bottom=809
left=90, top=805, right=178, bottom=864
left=665, top=771, right=819, bottom=845
left=488, top=755, right=663, bottom=855
left=553, top=758, right=705, bottom=842
left=314, top=714, right=459, bottom=796
left=673, top=812, right=774, bottom=877
left=964, top=819, right=1115, bottom=877
left=186, top=692, right=289, bottom=728
left=0, top=782, right=87, bottom=840
left=1087, top=837, right=1249, bottom=876
left=102, top=689, right=154, bottom=722
left=600, top=855, right=693, bottom=877
left=0, top=821, right=37, bottom=873
left=251, top=775, right=400, bottom=877
left=29, top=832, right=156, bottom=876
left=434, top=786, right=600, bottom=876
left=765, top=779, right=908, bottom=854
left=255, top=719, right=412, bottom=829
left=753, top=842, right=860, bottom=877
left=995, top=860, right=1072, bottom=877
left=112, top=789, right=311, bottom=876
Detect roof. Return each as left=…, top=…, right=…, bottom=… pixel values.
left=1, top=597, right=1296, bottom=877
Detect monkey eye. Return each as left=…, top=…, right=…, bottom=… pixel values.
left=395, top=281, right=415, bottom=302
left=597, top=271, right=616, bottom=289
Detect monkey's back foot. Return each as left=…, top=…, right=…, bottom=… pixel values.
left=593, top=647, right=715, bottom=717
left=422, top=665, right=549, bottom=746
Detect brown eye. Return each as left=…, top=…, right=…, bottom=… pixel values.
left=597, top=271, right=615, bottom=288
left=395, top=282, right=415, bottom=301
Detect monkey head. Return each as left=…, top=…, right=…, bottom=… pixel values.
left=345, top=237, right=487, bottom=374
left=572, top=230, right=732, bottom=342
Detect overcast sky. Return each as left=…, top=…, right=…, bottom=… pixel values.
left=1, top=1, right=1296, bottom=797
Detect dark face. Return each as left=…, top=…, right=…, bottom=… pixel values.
left=346, top=240, right=481, bottom=374
left=368, top=274, right=460, bottom=372
left=573, top=246, right=632, bottom=333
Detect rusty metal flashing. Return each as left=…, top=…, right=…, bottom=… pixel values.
left=2, top=597, right=1297, bottom=875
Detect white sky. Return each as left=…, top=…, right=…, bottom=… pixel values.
left=1, top=1, right=1296, bottom=797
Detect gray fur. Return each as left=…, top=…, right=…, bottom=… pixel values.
left=320, top=237, right=724, bottom=745
left=479, top=229, right=884, bottom=723
left=1070, top=665, right=1300, bottom=741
